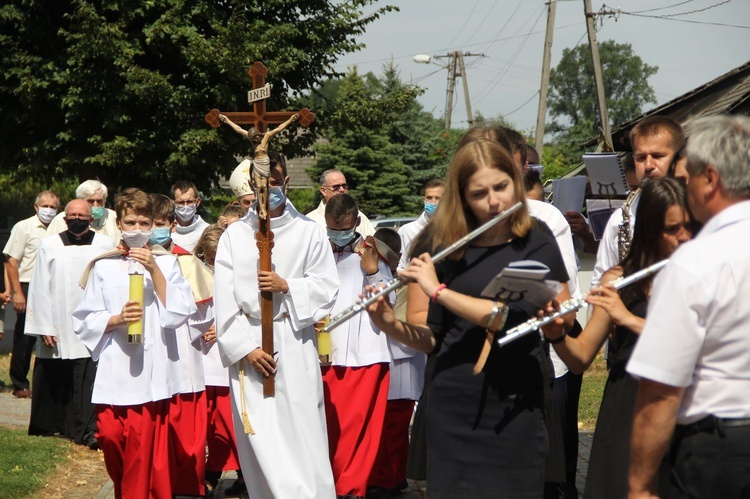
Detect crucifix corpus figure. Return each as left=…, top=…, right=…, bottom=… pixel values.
left=218, top=113, right=299, bottom=221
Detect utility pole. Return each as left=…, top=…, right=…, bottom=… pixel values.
left=433, top=51, right=483, bottom=129
left=535, top=0, right=557, bottom=157
left=584, top=0, right=612, bottom=147
left=457, top=52, right=474, bottom=128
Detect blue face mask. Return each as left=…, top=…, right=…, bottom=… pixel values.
left=424, top=202, right=438, bottom=217
left=149, top=227, right=171, bottom=246
left=91, top=206, right=105, bottom=220
left=269, top=186, right=286, bottom=210
left=327, top=228, right=357, bottom=248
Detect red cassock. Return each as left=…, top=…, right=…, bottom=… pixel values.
left=96, top=400, right=172, bottom=499
left=368, top=399, right=416, bottom=489
left=168, top=391, right=208, bottom=496
left=205, top=385, right=241, bottom=472
left=322, top=363, right=390, bottom=497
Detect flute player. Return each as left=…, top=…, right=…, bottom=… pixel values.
left=365, top=138, right=573, bottom=498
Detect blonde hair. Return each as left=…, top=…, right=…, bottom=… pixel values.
left=424, top=139, right=531, bottom=259
left=194, top=224, right=225, bottom=265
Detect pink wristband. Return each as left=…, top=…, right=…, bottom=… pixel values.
left=432, top=283, right=447, bottom=303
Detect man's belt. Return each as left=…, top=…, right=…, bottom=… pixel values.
left=676, top=415, right=750, bottom=439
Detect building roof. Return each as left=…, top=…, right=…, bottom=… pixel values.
left=581, top=59, right=750, bottom=151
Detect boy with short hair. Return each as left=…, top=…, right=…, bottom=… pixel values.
left=73, top=188, right=196, bottom=498
left=324, top=194, right=393, bottom=498
left=149, top=193, right=212, bottom=497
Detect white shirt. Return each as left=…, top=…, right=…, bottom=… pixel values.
left=627, top=200, right=750, bottom=424
left=73, top=254, right=196, bottom=405
left=527, top=199, right=581, bottom=378
left=25, top=233, right=115, bottom=359
left=196, top=302, right=229, bottom=387
left=47, top=208, right=121, bottom=246
left=591, top=194, right=640, bottom=288
left=307, top=200, right=375, bottom=238
left=3, top=214, right=50, bottom=282
left=172, top=215, right=209, bottom=253
left=329, top=242, right=393, bottom=367
left=397, top=212, right=429, bottom=271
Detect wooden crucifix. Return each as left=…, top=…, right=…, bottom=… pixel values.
left=206, top=61, right=315, bottom=397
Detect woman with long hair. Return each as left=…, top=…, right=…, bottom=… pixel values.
left=543, top=176, right=693, bottom=498
left=366, top=139, right=573, bottom=498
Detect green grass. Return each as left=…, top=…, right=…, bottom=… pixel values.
left=578, top=351, right=608, bottom=431
left=0, top=425, right=72, bottom=498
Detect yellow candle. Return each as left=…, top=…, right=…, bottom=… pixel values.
left=316, top=315, right=331, bottom=364
left=128, top=273, right=144, bottom=344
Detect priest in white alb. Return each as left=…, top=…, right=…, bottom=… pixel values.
left=214, top=153, right=339, bottom=499
left=25, top=199, right=114, bottom=447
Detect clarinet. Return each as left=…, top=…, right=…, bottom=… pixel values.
left=322, top=202, right=524, bottom=333
left=496, top=259, right=669, bottom=348
left=617, top=189, right=639, bottom=262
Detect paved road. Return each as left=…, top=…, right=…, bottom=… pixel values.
left=1, top=390, right=593, bottom=498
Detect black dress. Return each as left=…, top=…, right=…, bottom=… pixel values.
left=583, top=300, right=646, bottom=499
left=425, top=229, right=568, bottom=498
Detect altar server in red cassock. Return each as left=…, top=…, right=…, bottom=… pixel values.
left=73, top=188, right=196, bottom=499
left=324, top=194, right=393, bottom=498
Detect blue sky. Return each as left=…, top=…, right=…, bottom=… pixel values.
left=333, top=0, right=750, bottom=133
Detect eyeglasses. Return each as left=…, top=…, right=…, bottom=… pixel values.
left=175, top=199, right=199, bottom=206
left=324, top=183, right=348, bottom=192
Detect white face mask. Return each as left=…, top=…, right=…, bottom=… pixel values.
left=37, top=207, right=57, bottom=224
left=121, top=230, right=152, bottom=249
left=175, top=205, right=197, bottom=223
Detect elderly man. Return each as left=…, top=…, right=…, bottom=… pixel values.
left=47, top=180, right=120, bottom=244
left=306, top=169, right=375, bottom=237
left=25, top=199, right=114, bottom=447
left=170, top=180, right=210, bottom=252
left=4, top=190, right=59, bottom=398
left=627, top=115, right=750, bottom=497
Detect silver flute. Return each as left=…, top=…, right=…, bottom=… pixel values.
left=497, top=259, right=669, bottom=347
left=323, top=202, right=524, bottom=333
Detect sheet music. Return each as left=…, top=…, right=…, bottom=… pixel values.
left=583, top=152, right=628, bottom=197
left=552, top=176, right=587, bottom=214
left=586, top=199, right=626, bottom=241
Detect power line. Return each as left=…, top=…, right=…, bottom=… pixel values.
left=630, top=0, right=696, bottom=14
left=503, top=90, right=540, bottom=118
left=617, top=11, right=749, bottom=28
left=445, top=0, right=481, bottom=49
left=473, top=5, right=546, bottom=106
left=460, top=1, right=500, bottom=47
left=479, top=0, right=525, bottom=54
left=642, top=0, right=733, bottom=17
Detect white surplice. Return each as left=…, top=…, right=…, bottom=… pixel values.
left=72, top=254, right=196, bottom=405
left=172, top=215, right=209, bottom=253
left=329, top=244, right=393, bottom=367
left=214, top=200, right=339, bottom=499
left=25, top=233, right=114, bottom=360
left=196, top=302, right=229, bottom=387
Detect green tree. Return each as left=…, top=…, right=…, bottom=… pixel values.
left=305, top=65, right=456, bottom=217
left=0, top=0, right=396, bottom=195
left=548, top=40, right=658, bottom=136
left=544, top=40, right=657, bottom=171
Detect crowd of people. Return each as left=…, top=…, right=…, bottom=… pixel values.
left=1, top=113, right=749, bottom=498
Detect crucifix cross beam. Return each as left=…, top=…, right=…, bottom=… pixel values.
left=205, top=61, right=315, bottom=134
